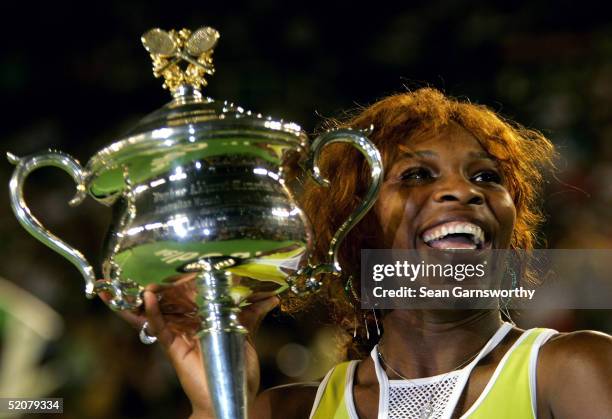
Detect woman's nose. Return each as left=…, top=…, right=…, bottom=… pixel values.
left=432, top=177, right=485, bottom=206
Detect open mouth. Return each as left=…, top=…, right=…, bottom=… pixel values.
left=421, top=221, right=489, bottom=250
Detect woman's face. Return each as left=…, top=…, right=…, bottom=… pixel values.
left=374, top=123, right=516, bottom=250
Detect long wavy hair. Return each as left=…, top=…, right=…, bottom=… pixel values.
left=282, top=87, right=557, bottom=360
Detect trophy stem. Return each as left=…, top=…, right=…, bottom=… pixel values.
left=196, top=269, right=248, bottom=419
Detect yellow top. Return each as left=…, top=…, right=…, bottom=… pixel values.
left=310, top=327, right=556, bottom=419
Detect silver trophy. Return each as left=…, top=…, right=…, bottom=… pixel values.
left=7, top=27, right=383, bottom=419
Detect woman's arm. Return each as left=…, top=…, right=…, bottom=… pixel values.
left=252, top=383, right=318, bottom=419
left=539, top=330, right=612, bottom=418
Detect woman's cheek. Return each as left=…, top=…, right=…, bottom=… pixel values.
left=389, top=201, right=421, bottom=249
left=494, top=192, right=517, bottom=247
left=375, top=189, right=412, bottom=248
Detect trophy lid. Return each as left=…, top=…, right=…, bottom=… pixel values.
left=87, top=27, right=307, bottom=200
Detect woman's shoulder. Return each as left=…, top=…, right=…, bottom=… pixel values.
left=536, top=329, right=612, bottom=418
left=253, top=381, right=320, bottom=419
left=539, top=329, right=612, bottom=366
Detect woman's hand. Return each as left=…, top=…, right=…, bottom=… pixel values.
left=98, top=276, right=280, bottom=418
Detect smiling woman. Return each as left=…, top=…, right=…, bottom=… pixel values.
left=292, top=87, right=557, bottom=356
left=109, top=88, right=612, bottom=419
left=264, top=88, right=612, bottom=419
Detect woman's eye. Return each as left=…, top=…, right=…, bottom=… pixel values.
left=472, top=170, right=501, bottom=184
left=400, top=167, right=433, bottom=181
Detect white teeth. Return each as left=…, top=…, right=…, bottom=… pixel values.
left=422, top=221, right=485, bottom=246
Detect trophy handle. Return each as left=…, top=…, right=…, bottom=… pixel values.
left=288, top=126, right=383, bottom=295
left=7, top=150, right=97, bottom=298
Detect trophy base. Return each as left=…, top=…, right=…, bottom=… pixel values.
left=196, top=267, right=248, bottom=419
left=199, top=331, right=247, bottom=419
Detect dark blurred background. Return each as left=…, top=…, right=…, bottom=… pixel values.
left=1, top=1, right=611, bottom=418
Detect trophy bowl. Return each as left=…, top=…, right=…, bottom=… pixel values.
left=7, top=27, right=383, bottom=419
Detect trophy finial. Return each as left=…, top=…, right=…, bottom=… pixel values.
left=141, top=27, right=220, bottom=96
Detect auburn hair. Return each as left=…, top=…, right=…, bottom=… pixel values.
left=282, top=87, right=557, bottom=360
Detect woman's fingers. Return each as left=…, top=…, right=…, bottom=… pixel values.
left=98, top=290, right=144, bottom=330
left=247, top=291, right=282, bottom=303
left=98, top=280, right=280, bottom=349
left=143, top=288, right=177, bottom=348
left=239, top=295, right=280, bottom=335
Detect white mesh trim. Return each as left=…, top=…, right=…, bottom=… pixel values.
left=369, top=322, right=514, bottom=419
left=388, top=369, right=462, bottom=386
left=387, top=371, right=462, bottom=419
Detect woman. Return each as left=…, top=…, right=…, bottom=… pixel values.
left=103, top=88, right=612, bottom=418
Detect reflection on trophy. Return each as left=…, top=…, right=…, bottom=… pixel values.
left=7, top=26, right=383, bottom=419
